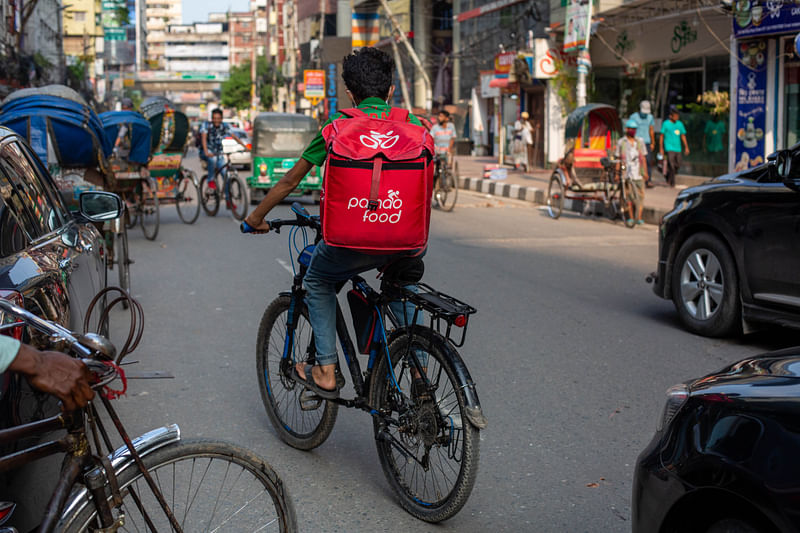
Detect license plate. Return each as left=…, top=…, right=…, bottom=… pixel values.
left=257, top=175, right=270, bottom=184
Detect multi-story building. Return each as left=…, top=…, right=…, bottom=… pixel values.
left=145, top=0, right=181, bottom=69
left=230, top=12, right=257, bottom=66
left=163, top=22, right=229, bottom=75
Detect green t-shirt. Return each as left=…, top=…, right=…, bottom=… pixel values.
left=660, top=119, right=687, bottom=153
left=301, top=97, right=423, bottom=166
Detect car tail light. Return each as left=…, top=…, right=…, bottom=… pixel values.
left=657, top=384, right=689, bottom=431
left=246, top=143, right=252, bottom=150
left=259, top=163, right=268, bottom=176
left=0, top=501, right=16, bottom=525
left=0, top=290, right=24, bottom=340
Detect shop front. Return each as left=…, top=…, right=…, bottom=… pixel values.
left=731, top=3, right=800, bottom=173
left=591, top=5, right=732, bottom=177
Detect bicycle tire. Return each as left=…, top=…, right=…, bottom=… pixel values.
left=369, top=330, right=480, bottom=523
left=200, top=175, right=220, bottom=216
left=256, top=295, right=338, bottom=451
left=59, top=438, right=297, bottom=533
left=438, top=161, right=458, bottom=212
left=227, top=173, right=249, bottom=221
left=114, top=228, right=130, bottom=309
left=124, top=198, right=137, bottom=229
left=547, top=176, right=564, bottom=219
left=140, top=178, right=160, bottom=240
left=176, top=170, right=201, bottom=224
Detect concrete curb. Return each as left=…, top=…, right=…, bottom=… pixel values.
left=457, top=175, right=669, bottom=226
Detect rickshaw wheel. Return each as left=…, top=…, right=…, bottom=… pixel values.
left=124, top=198, right=138, bottom=229
left=140, top=178, right=160, bottom=240
left=114, top=228, right=131, bottom=309
left=547, top=176, right=564, bottom=219
left=176, top=170, right=201, bottom=224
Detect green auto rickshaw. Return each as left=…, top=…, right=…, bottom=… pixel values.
left=248, top=112, right=322, bottom=202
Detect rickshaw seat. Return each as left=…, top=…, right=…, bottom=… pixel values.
left=573, top=148, right=607, bottom=169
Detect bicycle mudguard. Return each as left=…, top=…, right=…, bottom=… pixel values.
left=387, top=328, right=487, bottom=430
left=56, top=424, right=181, bottom=527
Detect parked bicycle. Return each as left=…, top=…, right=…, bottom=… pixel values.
left=0, top=294, right=297, bottom=532
left=547, top=156, right=637, bottom=228
left=433, top=154, right=458, bottom=212
left=241, top=203, right=487, bottom=523
left=201, top=150, right=249, bottom=221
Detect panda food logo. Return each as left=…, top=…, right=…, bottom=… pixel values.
left=348, top=189, right=403, bottom=223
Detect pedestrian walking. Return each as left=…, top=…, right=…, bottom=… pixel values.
left=616, top=118, right=649, bottom=225
left=659, top=106, right=690, bottom=187
left=628, top=100, right=655, bottom=187
left=512, top=112, right=534, bottom=171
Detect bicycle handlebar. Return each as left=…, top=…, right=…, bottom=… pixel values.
left=240, top=202, right=321, bottom=234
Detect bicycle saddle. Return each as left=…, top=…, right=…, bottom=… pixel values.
left=381, top=257, right=425, bottom=284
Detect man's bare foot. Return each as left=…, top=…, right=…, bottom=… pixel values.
left=294, top=362, right=336, bottom=391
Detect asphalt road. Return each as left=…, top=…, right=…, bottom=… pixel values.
left=105, top=161, right=799, bottom=533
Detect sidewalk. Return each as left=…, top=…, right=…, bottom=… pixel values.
left=453, top=156, right=709, bottom=225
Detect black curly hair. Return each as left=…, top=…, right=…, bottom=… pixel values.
left=342, top=47, right=394, bottom=102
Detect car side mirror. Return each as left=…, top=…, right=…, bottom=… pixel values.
left=772, top=150, right=800, bottom=192
left=79, top=191, right=122, bottom=222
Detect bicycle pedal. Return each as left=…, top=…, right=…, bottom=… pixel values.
left=299, top=390, right=323, bottom=411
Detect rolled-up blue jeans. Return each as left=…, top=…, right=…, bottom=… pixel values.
left=206, top=154, right=226, bottom=184
left=304, top=242, right=425, bottom=367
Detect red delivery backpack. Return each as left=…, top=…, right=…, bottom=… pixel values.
left=320, top=107, right=435, bottom=253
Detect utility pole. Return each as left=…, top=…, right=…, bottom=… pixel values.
left=378, top=0, right=431, bottom=112
left=390, top=35, right=412, bottom=112
left=251, top=11, right=258, bottom=117
left=452, top=0, right=460, bottom=103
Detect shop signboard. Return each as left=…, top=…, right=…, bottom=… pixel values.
left=734, top=39, right=767, bottom=171
left=480, top=71, right=500, bottom=98
left=564, top=0, right=592, bottom=52
left=733, top=1, right=800, bottom=38
left=494, top=52, right=515, bottom=76
left=303, top=70, right=325, bottom=100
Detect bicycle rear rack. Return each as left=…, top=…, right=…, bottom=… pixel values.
left=396, top=283, right=477, bottom=347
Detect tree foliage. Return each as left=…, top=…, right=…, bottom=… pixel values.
left=220, top=57, right=285, bottom=111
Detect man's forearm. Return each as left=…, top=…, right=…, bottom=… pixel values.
left=249, top=158, right=313, bottom=221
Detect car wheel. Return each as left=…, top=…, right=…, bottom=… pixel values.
left=706, top=518, right=761, bottom=533
left=671, top=232, right=740, bottom=337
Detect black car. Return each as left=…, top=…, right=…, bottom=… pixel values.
left=632, top=348, right=800, bottom=533
left=651, top=144, right=800, bottom=337
left=0, top=125, right=122, bottom=418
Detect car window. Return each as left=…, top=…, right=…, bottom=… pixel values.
left=16, top=141, right=70, bottom=223
left=0, top=169, right=34, bottom=257
left=0, top=142, right=62, bottom=235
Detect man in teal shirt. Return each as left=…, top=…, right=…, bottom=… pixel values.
left=0, top=335, right=94, bottom=411
left=659, top=106, right=690, bottom=187
left=244, top=47, right=425, bottom=398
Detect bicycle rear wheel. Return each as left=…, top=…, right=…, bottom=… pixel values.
left=437, top=161, right=458, bottom=212
left=227, top=173, right=249, bottom=221
left=176, top=170, right=200, bottom=224
left=59, top=439, right=297, bottom=532
left=201, top=175, right=220, bottom=217
left=547, top=176, right=564, bottom=219
left=256, top=295, right=338, bottom=450
left=140, top=178, right=160, bottom=240
left=369, top=330, right=480, bottom=523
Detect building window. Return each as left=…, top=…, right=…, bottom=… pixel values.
left=73, top=11, right=87, bottom=22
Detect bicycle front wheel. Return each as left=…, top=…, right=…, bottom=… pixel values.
left=227, top=173, right=249, bottom=221
left=176, top=170, right=201, bottom=224
left=200, top=175, right=220, bottom=216
left=140, top=178, right=160, bottom=240
left=60, top=439, right=297, bottom=532
left=437, top=161, right=458, bottom=212
left=256, top=295, right=338, bottom=451
left=369, top=331, right=480, bottom=523
left=547, top=176, right=564, bottom=219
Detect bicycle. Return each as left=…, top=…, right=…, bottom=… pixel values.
left=547, top=156, right=636, bottom=228
left=200, top=151, right=249, bottom=221
left=433, top=152, right=458, bottom=212
left=242, top=203, right=487, bottom=523
left=0, top=293, right=297, bottom=532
